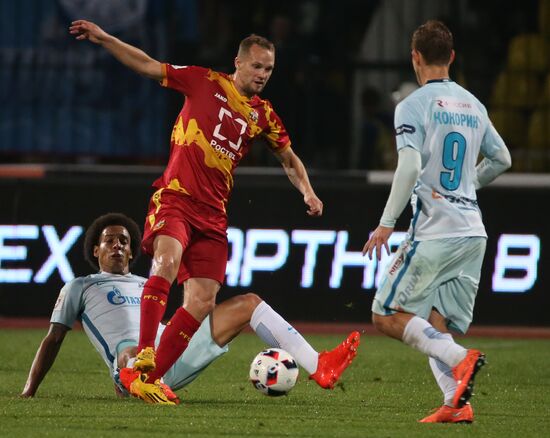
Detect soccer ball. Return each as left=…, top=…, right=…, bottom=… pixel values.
left=249, top=348, right=299, bottom=396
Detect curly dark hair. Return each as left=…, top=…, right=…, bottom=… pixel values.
left=83, top=213, right=142, bottom=271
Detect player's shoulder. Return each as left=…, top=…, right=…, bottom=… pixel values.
left=397, top=85, right=427, bottom=109
left=166, top=64, right=212, bottom=80
left=60, top=275, right=88, bottom=297
left=167, top=64, right=207, bottom=73
left=249, top=94, right=272, bottom=109
left=256, top=97, right=285, bottom=124
left=396, top=87, right=426, bottom=119
left=445, top=81, right=487, bottom=113
left=64, top=275, right=88, bottom=288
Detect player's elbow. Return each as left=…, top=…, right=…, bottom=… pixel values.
left=493, top=146, right=512, bottom=173
left=501, top=148, right=512, bottom=171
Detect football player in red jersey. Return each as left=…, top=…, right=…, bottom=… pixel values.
left=69, top=20, right=323, bottom=403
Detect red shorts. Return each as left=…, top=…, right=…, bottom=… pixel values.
left=141, top=189, right=228, bottom=285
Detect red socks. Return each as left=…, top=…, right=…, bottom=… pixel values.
left=146, top=307, right=200, bottom=382
left=137, top=276, right=201, bottom=383
left=137, top=275, right=170, bottom=352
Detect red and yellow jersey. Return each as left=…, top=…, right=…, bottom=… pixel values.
left=153, top=64, right=291, bottom=212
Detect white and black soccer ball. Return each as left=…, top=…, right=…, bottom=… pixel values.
left=249, top=348, right=299, bottom=396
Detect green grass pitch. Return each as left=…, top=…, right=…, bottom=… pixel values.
left=1, top=329, right=549, bottom=437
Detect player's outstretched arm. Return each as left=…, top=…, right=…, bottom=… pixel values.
left=362, top=147, right=421, bottom=261
left=21, top=323, right=69, bottom=397
left=69, top=20, right=163, bottom=81
left=275, top=147, right=323, bottom=217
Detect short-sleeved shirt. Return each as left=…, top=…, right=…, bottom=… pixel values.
left=394, top=79, right=507, bottom=240
left=51, top=272, right=145, bottom=374
left=154, top=64, right=291, bottom=212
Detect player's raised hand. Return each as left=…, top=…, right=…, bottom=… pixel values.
left=69, top=20, right=109, bottom=44
left=362, top=225, right=393, bottom=260
left=304, top=192, right=323, bottom=216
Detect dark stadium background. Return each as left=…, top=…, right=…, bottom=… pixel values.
left=1, top=0, right=548, bottom=327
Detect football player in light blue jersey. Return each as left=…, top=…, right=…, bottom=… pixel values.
left=22, top=213, right=359, bottom=403
left=362, top=20, right=511, bottom=423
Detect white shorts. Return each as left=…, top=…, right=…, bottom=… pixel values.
left=371, top=236, right=486, bottom=334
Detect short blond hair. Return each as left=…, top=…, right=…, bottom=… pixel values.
left=237, top=34, right=275, bottom=57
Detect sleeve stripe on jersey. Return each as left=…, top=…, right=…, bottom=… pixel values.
left=160, top=63, right=168, bottom=87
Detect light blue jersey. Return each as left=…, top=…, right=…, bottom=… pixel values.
left=51, top=272, right=227, bottom=390
left=51, top=272, right=145, bottom=373
left=394, top=79, right=507, bottom=240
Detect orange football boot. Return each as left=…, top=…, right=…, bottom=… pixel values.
left=419, top=403, right=474, bottom=423
left=309, top=331, right=361, bottom=389
left=452, top=349, right=486, bottom=408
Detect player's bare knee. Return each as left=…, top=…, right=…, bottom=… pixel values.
left=241, top=293, right=262, bottom=312
left=152, top=256, right=179, bottom=281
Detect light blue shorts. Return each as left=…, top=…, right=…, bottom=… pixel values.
left=161, top=315, right=229, bottom=390
left=371, top=236, right=486, bottom=334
